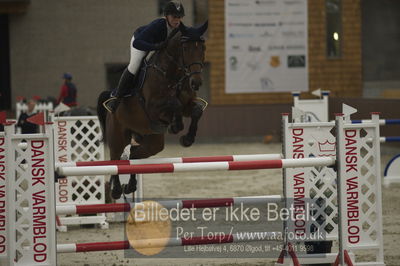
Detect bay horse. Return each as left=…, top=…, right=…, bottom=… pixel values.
left=168, top=35, right=207, bottom=147
left=97, top=23, right=207, bottom=199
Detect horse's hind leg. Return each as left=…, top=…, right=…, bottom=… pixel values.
left=123, top=144, right=138, bottom=195
left=124, top=134, right=165, bottom=194
left=180, top=102, right=203, bottom=147
left=108, top=125, right=130, bottom=199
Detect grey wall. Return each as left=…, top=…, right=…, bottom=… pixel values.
left=362, top=0, right=400, bottom=97
left=9, top=0, right=194, bottom=109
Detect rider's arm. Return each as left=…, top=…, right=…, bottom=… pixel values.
left=132, top=19, right=167, bottom=51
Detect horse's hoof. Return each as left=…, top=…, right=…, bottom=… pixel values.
left=168, top=124, right=183, bottom=134
left=110, top=178, right=123, bottom=199
left=179, top=135, right=194, bottom=147
left=124, top=176, right=137, bottom=194
left=111, top=186, right=123, bottom=199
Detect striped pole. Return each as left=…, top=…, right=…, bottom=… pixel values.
left=55, top=153, right=283, bottom=168
left=351, top=119, right=400, bottom=125
left=380, top=136, right=400, bottom=142
left=56, top=195, right=281, bottom=215
left=57, top=231, right=280, bottom=253
left=57, top=157, right=335, bottom=176
left=365, top=137, right=400, bottom=143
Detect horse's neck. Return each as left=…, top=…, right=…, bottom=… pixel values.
left=157, top=43, right=182, bottom=75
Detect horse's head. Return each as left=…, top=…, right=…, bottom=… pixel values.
left=142, top=22, right=208, bottom=133
left=163, top=21, right=207, bottom=91
left=180, top=21, right=208, bottom=91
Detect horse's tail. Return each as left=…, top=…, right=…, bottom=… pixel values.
left=97, top=90, right=111, bottom=144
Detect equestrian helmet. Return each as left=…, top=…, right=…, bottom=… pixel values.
left=164, top=1, right=185, bottom=18
left=63, top=73, right=72, bottom=80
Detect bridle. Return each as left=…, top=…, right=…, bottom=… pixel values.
left=176, top=36, right=205, bottom=88
left=137, top=34, right=205, bottom=133
left=149, top=36, right=205, bottom=92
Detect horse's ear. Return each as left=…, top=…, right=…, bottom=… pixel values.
left=197, top=20, right=208, bottom=36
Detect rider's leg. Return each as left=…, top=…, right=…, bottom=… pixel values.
left=108, top=36, right=146, bottom=113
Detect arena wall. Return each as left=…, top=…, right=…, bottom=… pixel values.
left=8, top=0, right=194, bottom=107
left=206, top=0, right=363, bottom=105
left=183, top=98, right=400, bottom=141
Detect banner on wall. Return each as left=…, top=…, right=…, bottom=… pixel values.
left=225, top=0, right=308, bottom=93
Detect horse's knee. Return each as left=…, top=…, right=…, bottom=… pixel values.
left=192, top=104, right=203, bottom=118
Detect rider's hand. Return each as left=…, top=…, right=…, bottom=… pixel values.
left=154, top=41, right=168, bottom=50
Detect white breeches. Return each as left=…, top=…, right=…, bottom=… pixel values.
left=127, top=35, right=147, bottom=75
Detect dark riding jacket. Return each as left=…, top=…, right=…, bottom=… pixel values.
left=132, top=18, right=187, bottom=51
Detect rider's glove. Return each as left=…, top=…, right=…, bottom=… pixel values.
left=154, top=41, right=168, bottom=50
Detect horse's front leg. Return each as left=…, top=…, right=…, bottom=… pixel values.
left=123, top=134, right=165, bottom=194
left=168, top=114, right=184, bottom=134
left=168, top=106, right=184, bottom=134
left=180, top=101, right=203, bottom=147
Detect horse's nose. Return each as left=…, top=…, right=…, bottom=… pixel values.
left=190, top=77, right=202, bottom=91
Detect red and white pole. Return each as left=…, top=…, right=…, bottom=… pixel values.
left=55, top=153, right=282, bottom=168
left=58, top=157, right=335, bottom=176
left=56, top=195, right=281, bottom=215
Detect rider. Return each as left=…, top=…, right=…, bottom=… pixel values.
left=107, top=1, right=186, bottom=113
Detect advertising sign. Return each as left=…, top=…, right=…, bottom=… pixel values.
left=225, top=0, right=308, bottom=93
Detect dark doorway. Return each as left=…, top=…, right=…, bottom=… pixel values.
left=362, top=0, right=400, bottom=81
left=0, top=14, right=11, bottom=110
left=362, top=0, right=400, bottom=98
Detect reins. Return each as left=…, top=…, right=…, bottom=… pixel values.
left=134, top=34, right=204, bottom=132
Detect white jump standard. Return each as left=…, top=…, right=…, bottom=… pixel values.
left=293, top=90, right=400, bottom=188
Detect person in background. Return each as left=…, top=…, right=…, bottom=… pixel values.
left=17, top=98, right=38, bottom=134
left=57, top=73, right=77, bottom=107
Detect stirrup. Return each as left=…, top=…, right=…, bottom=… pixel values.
left=103, top=97, right=117, bottom=113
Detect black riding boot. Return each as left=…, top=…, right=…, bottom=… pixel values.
left=108, top=68, right=135, bottom=113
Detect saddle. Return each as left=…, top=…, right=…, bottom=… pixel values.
left=110, top=52, right=156, bottom=98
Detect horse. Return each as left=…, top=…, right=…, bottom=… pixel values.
left=97, top=23, right=207, bottom=199
left=167, top=35, right=207, bottom=147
